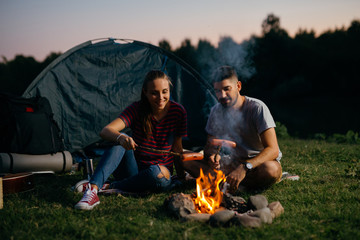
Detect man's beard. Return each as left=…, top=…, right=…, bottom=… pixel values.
left=219, top=94, right=238, bottom=108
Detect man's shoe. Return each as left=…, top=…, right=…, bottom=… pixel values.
left=74, top=184, right=100, bottom=210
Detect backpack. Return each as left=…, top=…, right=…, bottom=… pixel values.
left=0, top=92, right=64, bottom=154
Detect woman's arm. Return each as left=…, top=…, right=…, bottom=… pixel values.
left=172, top=136, right=185, bottom=179
left=99, top=118, right=137, bottom=150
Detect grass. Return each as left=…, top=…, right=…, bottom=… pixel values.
left=1, top=138, right=360, bottom=240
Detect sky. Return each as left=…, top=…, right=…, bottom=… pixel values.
left=1, top=0, right=359, bottom=62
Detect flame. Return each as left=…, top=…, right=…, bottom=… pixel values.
left=193, top=168, right=226, bottom=214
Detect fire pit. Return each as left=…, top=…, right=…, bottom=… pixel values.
left=164, top=169, right=284, bottom=228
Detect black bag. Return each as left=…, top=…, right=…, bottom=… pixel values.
left=0, top=92, right=64, bottom=154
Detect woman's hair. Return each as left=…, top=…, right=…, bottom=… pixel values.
left=139, top=70, right=172, bottom=138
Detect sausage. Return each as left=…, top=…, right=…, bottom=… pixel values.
left=209, top=138, right=236, bottom=148
left=181, top=152, right=204, bottom=161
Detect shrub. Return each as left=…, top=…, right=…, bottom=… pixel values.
left=275, top=121, right=290, bottom=139
left=328, top=130, right=359, bottom=144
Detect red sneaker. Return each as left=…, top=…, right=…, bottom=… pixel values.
left=74, top=180, right=110, bottom=193
left=74, top=184, right=100, bottom=210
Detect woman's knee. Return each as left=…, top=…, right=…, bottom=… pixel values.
left=148, top=165, right=171, bottom=191
left=157, top=165, right=170, bottom=180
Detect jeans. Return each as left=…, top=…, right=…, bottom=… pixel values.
left=90, top=145, right=172, bottom=192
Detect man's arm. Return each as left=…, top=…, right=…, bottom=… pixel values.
left=226, top=127, right=279, bottom=190
left=246, top=127, right=279, bottom=168
left=204, top=135, right=222, bottom=169
left=172, top=136, right=186, bottom=179
left=182, top=134, right=218, bottom=178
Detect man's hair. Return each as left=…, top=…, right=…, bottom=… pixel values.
left=212, top=66, right=238, bottom=84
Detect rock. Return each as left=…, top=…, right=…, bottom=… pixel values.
left=248, top=207, right=273, bottom=224
left=164, top=193, right=196, bottom=218
left=183, top=213, right=211, bottom=222
left=230, top=214, right=262, bottom=228
left=209, top=209, right=236, bottom=227
left=268, top=201, right=284, bottom=219
left=214, top=207, right=227, bottom=213
left=248, top=195, right=268, bottom=210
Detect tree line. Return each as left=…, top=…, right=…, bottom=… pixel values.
left=1, top=14, right=359, bottom=137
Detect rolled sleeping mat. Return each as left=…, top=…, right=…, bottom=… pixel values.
left=0, top=151, right=73, bottom=174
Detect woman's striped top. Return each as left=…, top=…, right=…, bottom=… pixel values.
left=119, top=100, right=187, bottom=171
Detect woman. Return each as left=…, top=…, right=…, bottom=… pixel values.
left=75, top=70, right=187, bottom=210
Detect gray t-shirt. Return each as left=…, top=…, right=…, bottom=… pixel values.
left=205, top=96, right=281, bottom=161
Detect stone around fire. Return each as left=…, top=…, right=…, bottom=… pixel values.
left=183, top=213, right=211, bottom=222
left=230, top=214, right=262, bottom=228
left=249, top=207, right=273, bottom=224
left=164, top=193, right=196, bottom=218
left=248, top=194, right=268, bottom=210
left=209, top=209, right=236, bottom=227
left=268, top=201, right=284, bottom=219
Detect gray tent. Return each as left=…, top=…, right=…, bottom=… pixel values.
left=22, top=38, right=216, bottom=152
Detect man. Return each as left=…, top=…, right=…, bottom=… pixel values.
left=185, top=66, right=282, bottom=192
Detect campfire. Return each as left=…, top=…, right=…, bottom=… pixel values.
left=164, top=168, right=285, bottom=228
left=193, top=168, right=226, bottom=214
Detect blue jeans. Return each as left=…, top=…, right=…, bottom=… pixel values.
left=90, top=145, right=172, bottom=192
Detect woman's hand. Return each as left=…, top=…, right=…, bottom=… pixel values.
left=117, top=134, right=137, bottom=150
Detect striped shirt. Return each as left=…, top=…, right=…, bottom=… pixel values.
left=119, top=100, right=187, bottom=171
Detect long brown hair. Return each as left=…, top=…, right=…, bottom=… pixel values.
left=139, top=70, right=172, bottom=138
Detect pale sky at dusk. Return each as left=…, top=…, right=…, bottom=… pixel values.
left=1, top=0, right=359, bottom=62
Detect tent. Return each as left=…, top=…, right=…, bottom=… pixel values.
left=22, top=38, right=217, bottom=153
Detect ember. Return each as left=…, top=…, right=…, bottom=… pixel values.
left=193, top=168, right=226, bottom=214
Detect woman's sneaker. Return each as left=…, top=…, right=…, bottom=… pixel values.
left=73, top=180, right=110, bottom=193
left=74, top=184, right=100, bottom=210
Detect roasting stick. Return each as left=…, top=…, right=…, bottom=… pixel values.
left=208, top=139, right=238, bottom=192
left=137, top=145, right=203, bottom=161
left=208, top=139, right=237, bottom=169
left=138, top=145, right=181, bottom=156
left=213, top=145, right=222, bottom=167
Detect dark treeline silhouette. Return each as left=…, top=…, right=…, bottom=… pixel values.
left=164, top=14, right=360, bottom=137
left=1, top=14, right=359, bottom=137
left=0, top=52, right=61, bottom=95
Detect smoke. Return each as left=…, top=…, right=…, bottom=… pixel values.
left=197, top=36, right=256, bottom=83
left=197, top=36, right=254, bottom=150
left=197, top=37, right=254, bottom=168
left=208, top=105, right=245, bottom=168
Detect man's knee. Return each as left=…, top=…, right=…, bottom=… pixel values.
left=258, top=160, right=282, bottom=181
left=242, top=161, right=281, bottom=189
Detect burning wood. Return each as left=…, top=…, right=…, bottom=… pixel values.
left=192, top=168, right=226, bottom=214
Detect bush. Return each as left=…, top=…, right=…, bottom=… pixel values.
left=328, top=130, right=359, bottom=144
left=276, top=121, right=290, bottom=139
left=313, top=133, right=327, bottom=141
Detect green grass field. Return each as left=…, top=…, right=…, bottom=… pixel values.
left=1, top=138, right=360, bottom=240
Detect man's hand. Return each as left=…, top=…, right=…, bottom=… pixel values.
left=118, top=134, right=137, bottom=150
left=226, top=164, right=246, bottom=192
left=208, top=153, right=221, bottom=170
